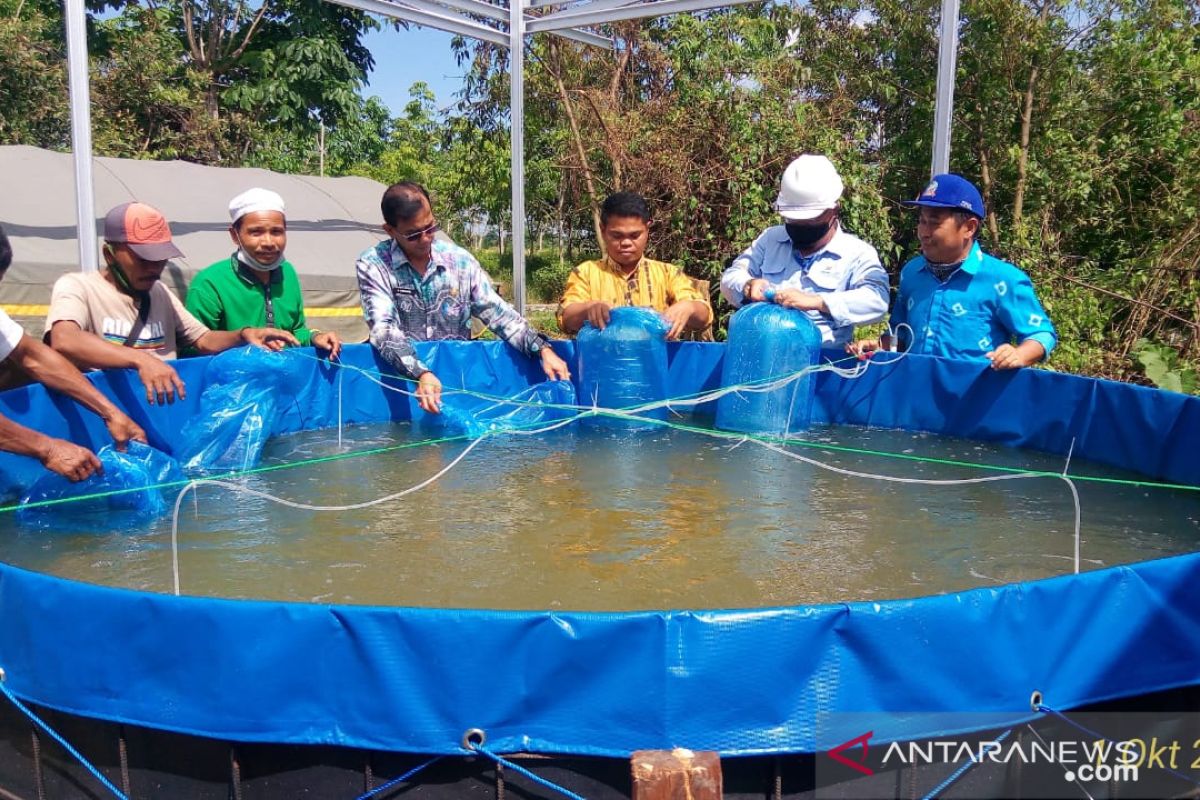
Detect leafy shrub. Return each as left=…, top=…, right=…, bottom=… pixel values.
left=472, top=248, right=571, bottom=304
left=1131, top=339, right=1199, bottom=395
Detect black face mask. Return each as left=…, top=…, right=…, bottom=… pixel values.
left=786, top=218, right=834, bottom=249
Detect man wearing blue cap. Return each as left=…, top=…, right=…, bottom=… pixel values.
left=849, top=174, right=1056, bottom=369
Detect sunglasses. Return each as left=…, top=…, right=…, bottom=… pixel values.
left=399, top=221, right=440, bottom=242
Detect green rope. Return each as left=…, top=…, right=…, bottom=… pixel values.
left=0, top=431, right=476, bottom=514
left=588, top=413, right=1200, bottom=492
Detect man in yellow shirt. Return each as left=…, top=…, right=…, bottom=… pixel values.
left=557, top=192, right=712, bottom=339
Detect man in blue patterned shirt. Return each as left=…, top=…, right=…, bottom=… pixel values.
left=356, top=182, right=570, bottom=414
left=849, top=174, right=1057, bottom=369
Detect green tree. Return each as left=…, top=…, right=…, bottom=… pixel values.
left=90, top=5, right=223, bottom=160
left=0, top=0, right=68, bottom=148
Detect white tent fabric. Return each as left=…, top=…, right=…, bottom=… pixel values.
left=0, top=145, right=390, bottom=337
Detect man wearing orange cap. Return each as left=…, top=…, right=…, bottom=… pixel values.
left=186, top=188, right=342, bottom=359
left=0, top=225, right=145, bottom=482
left=46, top=202, right=298, bottom=405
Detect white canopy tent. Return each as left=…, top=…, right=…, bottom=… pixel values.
left=58, top=0, right=961, bottom=315
left=0, top=145, right=385, bottom=339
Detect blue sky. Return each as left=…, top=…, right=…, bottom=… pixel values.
left=362, top=24, right=469, bottom=116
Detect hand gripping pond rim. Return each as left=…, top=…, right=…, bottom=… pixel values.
left=168, top=330, right=1082, bottom=596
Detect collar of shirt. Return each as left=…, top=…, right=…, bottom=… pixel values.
left=388, top=239, right=447, bottom=284
left=917, top=241, right=984, bottom=279
left=775, top=226, right=845, bottom=271
left=233, top=255, right=283, bottom=287
left=601, top=254, right=644, bottom=281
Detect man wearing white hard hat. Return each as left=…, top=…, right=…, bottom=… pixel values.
left=720, top=154, right=889, bottom=346
left=186, top=188, right=342, bottom=358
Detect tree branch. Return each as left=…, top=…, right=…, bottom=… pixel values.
left=226, top=0, right=271, bottom=64
left=548, top=39, right=604, bottom=249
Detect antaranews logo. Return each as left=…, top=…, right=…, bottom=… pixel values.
left=827, top=731, right=874, bottom=776
left=819, top=728, right=1152, bottom=799
left=816, top=712, right=1200, bottom=800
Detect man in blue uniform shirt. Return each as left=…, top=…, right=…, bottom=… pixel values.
left=849, top=174, right=1057, bottom=369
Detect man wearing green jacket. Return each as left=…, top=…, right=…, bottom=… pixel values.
left=186, top=188, right=342, bottom=358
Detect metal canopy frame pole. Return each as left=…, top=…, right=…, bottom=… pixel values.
left=930, top=0, right=960, bottom=176
left=528, top=0, right=757, bottom=32
left=64, top=0, right=97, bottom=273
left=510, top=0, right=528, bottom=314
left=327, top=0, right=511, bottom=45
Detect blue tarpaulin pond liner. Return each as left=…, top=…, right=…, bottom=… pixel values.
left=0, top=340, right=1198, bottom=760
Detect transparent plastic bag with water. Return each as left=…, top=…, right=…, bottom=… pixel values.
left=17, top=441, right=185, bottom=530
left=715, top=302, right=823, bottom=436
left=175, top=346, right=306, bottom=474
left=441, top=380, right=579, bottom=438
left=575, top=306, right=669, bottom=429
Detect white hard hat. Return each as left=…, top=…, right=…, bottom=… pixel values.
left=774, top=154, right=844, bottom=220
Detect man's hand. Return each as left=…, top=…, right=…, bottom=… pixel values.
left=312, top=330, right=343, bottom=360
left=539, top=347, right=571, bottom=381
left=242, top=327, right=300, bottom=351
left=40, top=437, right=102, bottom=482
left=846, top=335, right=894, bottom=360
left=985, top=341, right=1044, bottom=370
left=416, top=371, right=442, bottom=414
left=743, top=279, right=769, bottom=303
left=136, top=356, right=186, bottom=405
left=662, top=302, right=693, bottom=340
left=773, top=289, right=827, bottom=313
left=584, top=301, right=612, bottom=331
left=103, top=411, right=147, bottom=451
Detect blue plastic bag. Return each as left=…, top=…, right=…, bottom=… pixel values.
left=175, top=347, right=306, bottom=474
left=441, top=380, right=579, bottom=438
left=715, top=303, right=823, bottom=436
left=576, top=307, right=669, bottom=429
left=17, top=441, right=185, bottom=530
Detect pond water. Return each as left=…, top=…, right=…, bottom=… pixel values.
left=3, top=419, right=1198, bottom=610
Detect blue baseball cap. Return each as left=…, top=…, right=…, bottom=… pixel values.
left=902, top=173, right=985, bottom=219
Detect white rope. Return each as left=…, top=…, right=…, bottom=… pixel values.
left=168, top=411, right=591, bottom=596
left=594, top=404, right=1085, bottom=575
left=172, top=328, right=1085, bottom=598
left=337, top=363, right=344, bottom=450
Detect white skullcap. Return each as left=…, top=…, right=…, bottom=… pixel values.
left=229, top=188, right=286, bottom=223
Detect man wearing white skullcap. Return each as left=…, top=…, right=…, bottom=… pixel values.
left=186, top=188, right=342, bottom=357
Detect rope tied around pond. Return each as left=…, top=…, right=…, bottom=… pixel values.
left=353, top=755, right=442, bottom=800
left=462, top=734, right=590, bottom=800
left=918, top=727, right=1015, bottom=800
left=0, top=671, right=129, bottom=800
left=1035, top=702, right=1200, bottom=790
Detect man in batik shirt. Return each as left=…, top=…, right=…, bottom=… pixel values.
left=356, top=181, right=570, bottom=414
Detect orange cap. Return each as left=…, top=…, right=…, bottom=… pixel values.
left=103, top=202, right=184, bottom=261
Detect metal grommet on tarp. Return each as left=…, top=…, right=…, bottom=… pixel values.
left=462, top=728, right=487, bottom=751
left=1030, top=690, right=1043, bottom=711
